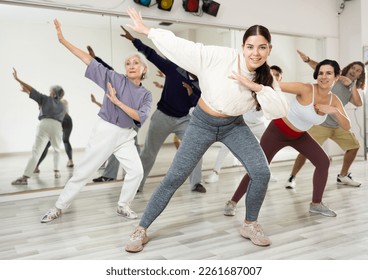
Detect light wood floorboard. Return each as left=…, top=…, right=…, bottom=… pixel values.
left=0, top=146, right=367, bottom=260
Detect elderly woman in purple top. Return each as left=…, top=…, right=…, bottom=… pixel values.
left=41, top=19, right=152, bottom=223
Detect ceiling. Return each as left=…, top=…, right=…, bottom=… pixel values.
left=0, top=0, right=200, bottom=31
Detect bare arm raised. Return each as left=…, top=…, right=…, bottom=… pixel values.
left=126, top=8, right=151, bottom=36
left=297, top=50, right=318, bottom=69
left=54, top=19, right=93, bottom=65
left=12, top=68, right=33, bottom=94
left=90, top=94, right=102, bottom=108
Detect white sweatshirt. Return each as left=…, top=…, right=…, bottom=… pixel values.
left=148, top=28, right=288, bottom=119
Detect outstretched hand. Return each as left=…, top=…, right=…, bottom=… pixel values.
left=12, top=68, right=30, bottom=93
left=87, top=46, right=96, bottom=58
left=53, top=19, right=65, bottom=43
left=90, top=93, right=96, bottom=103
left=296, top=50, right=309, bottom=62
left=153, top=81, right=164, bottom=89
left=338, top=75, right=353, bottom=86
left=120, top=26, right=134, bottom=41
left=126, top=7, right=150, bottom=35
left=182, top=82, right=193, bottom=96
left=105, top=82, right=119, bottom=105
left=156, top=70, right=165, bottom=78
left=12, top=67, right=19, bottom=81
left=314, top=103, right=336, bottom=115
left=228, top=55, right=261, bottom=92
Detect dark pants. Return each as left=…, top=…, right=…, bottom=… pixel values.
left=232, top=120, right=330, bottom=204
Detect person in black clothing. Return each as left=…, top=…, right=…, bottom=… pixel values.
left=119, top=26, right=205, bottom=193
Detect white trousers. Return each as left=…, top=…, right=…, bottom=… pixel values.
left=55, top=118, right=143, bottom=209
left=24, top=119, right=62, bottom=177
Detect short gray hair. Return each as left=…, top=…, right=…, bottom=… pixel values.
left=125, top=52, right=149, bottom=80
left=50, top=85, right=64, bottom=99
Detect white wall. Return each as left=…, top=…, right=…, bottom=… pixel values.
left=337, top=0, right=362, bottom=65
left=322, top=0, right=367, bottom=158
left=362, top=0, right=368, bottom=159
left=1, top=0, right=339, bottom=37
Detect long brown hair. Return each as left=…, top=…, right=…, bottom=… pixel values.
left=341, top=61, right=366, bottom=90
left=243, top=25, right=273, bottom=111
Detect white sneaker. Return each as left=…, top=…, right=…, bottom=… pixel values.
left=224, top=200, right=236, bottom=216
left=117, top=205, right=138, bottom=219
left=40, top=208, right=62, bottom=223
left=54, top=170, right=61, bottom=179
left=337, top=173, right=361, bottom=187
left=66, top=160, right=74, bottom=168
left=204, top=171, right=219, bottom=183
left=270, top=174, right=278, bottom=182
left=285, top=176, right=296, bottom=189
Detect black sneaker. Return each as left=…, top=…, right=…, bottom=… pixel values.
left=92, top=176, right=114, bottom=183
left=192, top=183, right=206, bottom=193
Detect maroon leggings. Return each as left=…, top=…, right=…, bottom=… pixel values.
left=232, top=120, right=330, bottom=204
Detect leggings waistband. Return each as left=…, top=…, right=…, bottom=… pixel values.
left=273, top=118, right=304, bottom=138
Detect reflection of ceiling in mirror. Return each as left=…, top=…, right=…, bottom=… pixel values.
left=0, top=1, right=202, bottom=32
left=1, top=0, right=128, bottom=10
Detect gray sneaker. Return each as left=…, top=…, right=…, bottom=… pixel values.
left=223, top=200, right=236, bottom=216
left=11, top=177, right=28, bottom=185
left=125, top=227, right=149, bottom=253
left=309, top=202, right=337, bottom=217
left=240, top=221, right=271, bottom=246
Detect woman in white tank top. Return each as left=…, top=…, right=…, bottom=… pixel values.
left=227, top=59, right=350, bottom=218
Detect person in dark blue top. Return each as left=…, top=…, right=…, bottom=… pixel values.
left=120, top=26, right=205, bottom=193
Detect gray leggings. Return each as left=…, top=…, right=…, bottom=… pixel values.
left=139, top=105, right=270, bottom=228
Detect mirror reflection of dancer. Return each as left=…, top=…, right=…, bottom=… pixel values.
left=124, top=8, right=290, bottom=252
left=11, top=68, right=66, bottom=185
left=40, top=19, right=152, bottom=223
left=34, top=97, right=74, bottom=173
left=225, top=59, right=351, bottom=218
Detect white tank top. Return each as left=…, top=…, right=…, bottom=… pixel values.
left=287, top=84, right=332, bottom=131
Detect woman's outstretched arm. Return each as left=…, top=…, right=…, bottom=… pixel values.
left=54, top=19, right=93, bottom=65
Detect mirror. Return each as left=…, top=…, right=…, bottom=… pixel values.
left=0, top=3, right=324, bottom=195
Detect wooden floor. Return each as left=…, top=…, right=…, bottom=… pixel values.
left=0, top=145, right=367, bottom=260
